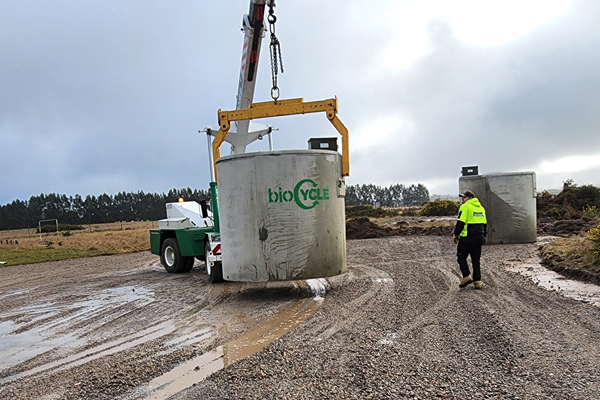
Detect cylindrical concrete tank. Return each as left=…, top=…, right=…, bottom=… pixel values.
left=216, top=150, right=347, bottom=282
left=459, top=172, right=537, bottom=244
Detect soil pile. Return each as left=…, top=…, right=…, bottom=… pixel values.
left=537, top=184, right=599, bottom=219
left=346, top=216, right=453, bottom=240
left=346, top=217, right=394, bottom=239
left=537, top=216, right=598, bottom=236
left=536, top=185, right=600, bottom=285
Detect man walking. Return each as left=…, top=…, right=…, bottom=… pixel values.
left=453, top=190, right=487, bottom=289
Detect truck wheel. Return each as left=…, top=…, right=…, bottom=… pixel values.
left=182, top=256, right=194, bottom=273
left=161, top=238, right=186, bottom=273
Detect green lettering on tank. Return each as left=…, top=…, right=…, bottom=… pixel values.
left=267, top=179, right=331, bottom=210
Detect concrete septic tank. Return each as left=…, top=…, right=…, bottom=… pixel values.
left=459, top=171, right=537, bottom=244
left=216, top=150, right=347, bottom=282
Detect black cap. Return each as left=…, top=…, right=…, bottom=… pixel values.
left=459, top=190, right=475, bottom=198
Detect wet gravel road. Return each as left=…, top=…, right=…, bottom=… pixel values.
left=2, top=236, right=600, bottom=399
left=177, top=236, right=600, bottom=400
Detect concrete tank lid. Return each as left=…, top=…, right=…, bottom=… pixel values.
left=460, top=171, right=536, bottom=179
left=217, top=149, right=338, bottom=163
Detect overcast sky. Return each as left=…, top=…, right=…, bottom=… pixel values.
left=2, top=0, right=599, bottom=206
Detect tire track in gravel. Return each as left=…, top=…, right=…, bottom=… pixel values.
left=345, top=236, right=461, bottom=341
left=390, top=258, right=458, bottom=339
left=299, top=264, right=396, bottom=343
left=156, top=236, right=600, bottom=400
left=136, top=289, right=322, bottom=400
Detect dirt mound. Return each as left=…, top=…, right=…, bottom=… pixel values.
left=346, top=217, right=453, bottom=240
left=398, top=224, right=453, bottom=236
left=537, top=217, right=599, bottom=236
left=346, top=217, right=394, bottom=240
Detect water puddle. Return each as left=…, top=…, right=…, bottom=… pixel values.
left=142, top=282, right=325, bottom=400
left=0, top=322, right=82, bottom=371
left=1, top=321, right=176, bottom=385
left=2, top=280, right=326, bottom=397
left=145, top=347, right=225, bottom=400
left=163, top=327, right=213, bottom=348
left=504, top=260, right=600, bottom=307
left=223, top=297, right=320, bottom=365
left=0, top=286, right=155, bottom=374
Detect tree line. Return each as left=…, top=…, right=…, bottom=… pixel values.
left=345, top=183, right=430, bottom=207
left=0, top=183, right=430, bottom=231
left=0, top=189, right=210, bottom=231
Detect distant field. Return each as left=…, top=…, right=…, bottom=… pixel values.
left=0, top=221, right=155, bottom=266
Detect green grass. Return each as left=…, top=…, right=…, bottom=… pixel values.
left=541, top=234, right=600, bottom=275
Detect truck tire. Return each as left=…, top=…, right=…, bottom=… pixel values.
left=161, top=238, right=187, bottom=273
left=182, top=256, right=194, bottom=273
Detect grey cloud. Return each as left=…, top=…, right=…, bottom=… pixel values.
left=2, top=0, right=600, bottom=205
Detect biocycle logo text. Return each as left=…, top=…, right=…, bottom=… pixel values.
left=268, top=179, right=330, bottom=210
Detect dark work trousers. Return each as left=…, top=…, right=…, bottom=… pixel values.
left=456, top=234, right=484, bottom=281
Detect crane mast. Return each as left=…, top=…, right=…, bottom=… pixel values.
left=236, top=0, right=267, bottom=112
left=206, top=0, right=274, bottom=155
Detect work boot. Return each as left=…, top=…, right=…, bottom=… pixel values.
left=474, top=281, right=483, bottom=289
left=459, top=275, right=473, bottom=288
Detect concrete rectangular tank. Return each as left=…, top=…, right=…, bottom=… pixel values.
left=459, top=171, right=537, bottom=244
left=216, top=150, right=347, bottom=282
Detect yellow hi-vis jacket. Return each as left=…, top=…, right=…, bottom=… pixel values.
left=454, top=197, right=487, bottom=237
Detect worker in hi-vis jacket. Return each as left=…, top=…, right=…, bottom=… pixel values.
left=453, top=190, right=487, bottom=289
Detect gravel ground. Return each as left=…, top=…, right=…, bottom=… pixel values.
left=176, top=236, right=600, bottom=400
left=1, top=236, right=600, bottom=399
left=0, top=253, right=308, bottom=399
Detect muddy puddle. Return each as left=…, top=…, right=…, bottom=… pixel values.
left=503, top=259, right=600, bottom=307
left=1, top=275, right=328, bottom=398
left=0, top=285, right=155, bottom=374
left=137, top=278, right=328, bottom=400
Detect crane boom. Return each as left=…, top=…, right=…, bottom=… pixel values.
left=206, top=0, right=274, bottom=155
left=236, top=0, right=267, bottom=112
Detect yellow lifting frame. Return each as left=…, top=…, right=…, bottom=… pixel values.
left=212, top=97, right=349, bottom=182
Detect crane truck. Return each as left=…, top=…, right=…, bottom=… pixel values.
left=149, top=0, right=349, bottom=283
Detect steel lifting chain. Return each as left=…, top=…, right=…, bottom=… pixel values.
left=267, top=1, right=283, bottom=101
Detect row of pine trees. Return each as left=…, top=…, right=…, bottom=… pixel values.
left=0, top=189, right=209, bottom=231
left=0, top=183, right=430, bottom=231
